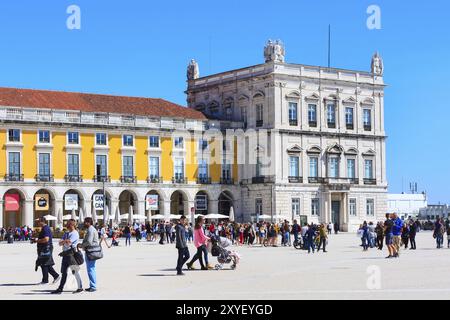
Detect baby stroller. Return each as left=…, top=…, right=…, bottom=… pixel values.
left=210, top=235, right=240, bottom=270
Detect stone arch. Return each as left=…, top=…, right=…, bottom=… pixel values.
left=33, top=188, right=57, bottom=227
left=170, top=190, right=190, bottom=216
left=2, top=188, right=27, bottom=228
left=218, top=190, right=235, bottom=217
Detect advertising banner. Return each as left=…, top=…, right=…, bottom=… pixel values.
left=4, top=194, right=20, bottom=211
left=64, top=194, right=79, bottom=211
left=93, top=194, right=104, bottom=211
left=195, top=195, right=207, bottom=211
left=145, top=194, right=158, bottom=210
left=35, top=194, right=50, bottom=211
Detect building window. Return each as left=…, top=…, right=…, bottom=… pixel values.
left=174, top=158, right=184, bottom=179
left=289, top=156, right=300, bottom=177
left=311, top=198, right=320, bottom=216
left=241, top=106, right=247, bottom=127
left=68, top=154, right=79, bottom=176
left=149, top=156, right=159, bottom=178
left=123, top=135, right=133, bottom=147
left=8, top=152, right=20, bottom=175
left=292, top=198, right=300, bottom=217
left=347, top=159, right=356, bottom=179
left=308, top=104, right=317, bottom=127
left=198, top=139, right=208, bottom=151
left=198, top=159, right=208, bottom=179
left=96, top=155, right=107, bottom=177
left=222, top=161, right=231, bottom=180
left=67, top=132, right=79, bottom=145
left=8, top=129, right=20, bottom=142
left=288, top=102, right=298, bottom=126
left=256, top=104, right=263, bottom=127
left=38, top=130, right=51, bottom=144
left=255, top=156, right=262, bottom=177
left=122, top=156, right=134, bottom=177
left=39, top=153, right=51, bottom=176
left=345, top=107, right=354, bottom=129
left=363, top=109, right=372, bottom=131
left=364, top=159, right=373, bottom=179
left=174, top=137, right=184, bottom=149
left=255, top=198, right=263, bottom=216
left=366, top=199, right=375, bottom=216
left=349, top=198, right=357, bottom=216
left=309, top=157, right=319, bottom=177
left=149, top=136, right=159, bottom=148
left=327, top=104, right=336, bottom=128
left=96, top=133, right=107, bottom=146
left=328, top=157, right=339, bottom=178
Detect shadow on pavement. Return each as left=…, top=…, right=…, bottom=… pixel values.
left=0, top=283, right=39, bottom=287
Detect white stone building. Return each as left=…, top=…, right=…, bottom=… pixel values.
left=186, top=40, right=388, bottom=231
left=387, top=193, right=427, bottom=219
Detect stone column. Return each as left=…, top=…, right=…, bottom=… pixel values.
left=209, top=199, right=219, bottom=214
left=138, top=200, right=145, bottom=217
left=342, top=193, right=349, bottom=232
left=24, top=200, right=34, bottom=228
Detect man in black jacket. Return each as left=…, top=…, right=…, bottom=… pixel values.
left=34, top=217, right=60, bottom=284
left=175, top=216, right=190, bottom=276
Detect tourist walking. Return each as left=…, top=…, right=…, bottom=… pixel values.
left=401, top=223, right=409, bottom=249
left=361, top=221, right=370, bottom=251
left=317, top=224, right=328, bottom=253
left=79, top=217, right=100, bottom=292
left=384, top=213, right=396, bottom=258
left=186, top=217, right=211, bottom=270
left=375, top=222, right=384, bottom=250
left=409, top=221, right=417, bottom=250
left=327, top=222, right=333, bottom=235
left=292, top=220, right=300, bottom=244
left=333, top=222, right=339, bottom=234
left=306, top=224, right=316, bottom=254
left=392, top=213, right=403, bottom=257
left=124, top=224, right=131, bottom=246
left=434, top=218, right=444, bottom=249
left=52, top=219, right=83, bottom=294
left=34, top=217, right=60, bottom=285
left=175, top=216, right=190, bottom=276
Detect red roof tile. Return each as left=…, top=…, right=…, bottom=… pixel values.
left=0, top=87, right=206, bottom=120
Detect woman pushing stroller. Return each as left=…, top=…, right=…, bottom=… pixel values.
left=186, top=217, right=214, bottom=270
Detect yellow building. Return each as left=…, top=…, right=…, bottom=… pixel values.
left=0, top=87, right=239, bottom=228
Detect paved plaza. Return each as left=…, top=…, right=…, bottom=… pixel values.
left=1, top=231, right=449, bottom=300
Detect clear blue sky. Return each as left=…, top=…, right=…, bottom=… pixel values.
left=0, top=0, right=448, bottom=203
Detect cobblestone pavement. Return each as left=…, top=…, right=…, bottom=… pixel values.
left=0, top=231, right=448, bottom=300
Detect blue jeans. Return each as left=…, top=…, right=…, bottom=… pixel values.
left=284, top=232, right=290, bottom=245
left=307, top=238, right=315, bottom=253
left=85, top=254, right=97, bottom=289
left=125, top=234, right=131, bottom=246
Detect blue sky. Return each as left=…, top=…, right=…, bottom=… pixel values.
left=0, top=0, right=448, bottom=203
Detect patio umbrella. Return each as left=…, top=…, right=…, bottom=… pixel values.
left=150, top=214, right=165, bottom=220
left=128, top=205, right=134, bottom=225
left=78, top=206, right=84, bottom=222
left=62, top=214, right=72, bottom=220
left=56, top=208, right=63, bottom=227
left=170, top=214, right=182, bottom=220
left=104, top=205, right=110, bottom=226
left=44, top=214, right=57, bottom=221
left=71, top=208, right=78, bottom=221
left=204, top=213, right=229, bottom=219
left=229, top=206, right=235, bottom=222
left=113, top=206, right=120, bottom=225
left=92, top=203, right=97, bottom=224
left=257, top=214, right=272, bottom=220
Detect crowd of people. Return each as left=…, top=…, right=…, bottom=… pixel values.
left=5, top=212, right=450, bottom=292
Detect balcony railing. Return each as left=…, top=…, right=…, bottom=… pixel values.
left=35, top=174, right=54, bottom=182
left=289, top=120, right=298, bottom=126
left=172, top=177, right=188, bottom=184
left=120, top=176, right=137, bottom=183
left=220, top=177, right=234, bottom=185
left=4, top=174, right=24, bottom=182
left=252, top=176, right=275, bottom=184
left=64, top=175, right=83, bottom=183
left=328, top=122, right=336, bottom=129
left=364, top=125, right=372, bottom=131
left=93, top=175, right=111, bottom=183
left=288, top=176, right=303, bottom=183
left=256, top=120, right=264, bottom=127
left=346, top=124, right=354, bottom=130
left=147, top=176, right=162, bottom=184
left=364, top=178, right=377, bottom=185
left=309, top=121, right=317, bottom=127
left=308, top=177, right=324, bottom=184
left=196, top=177, right=212, bottom=185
